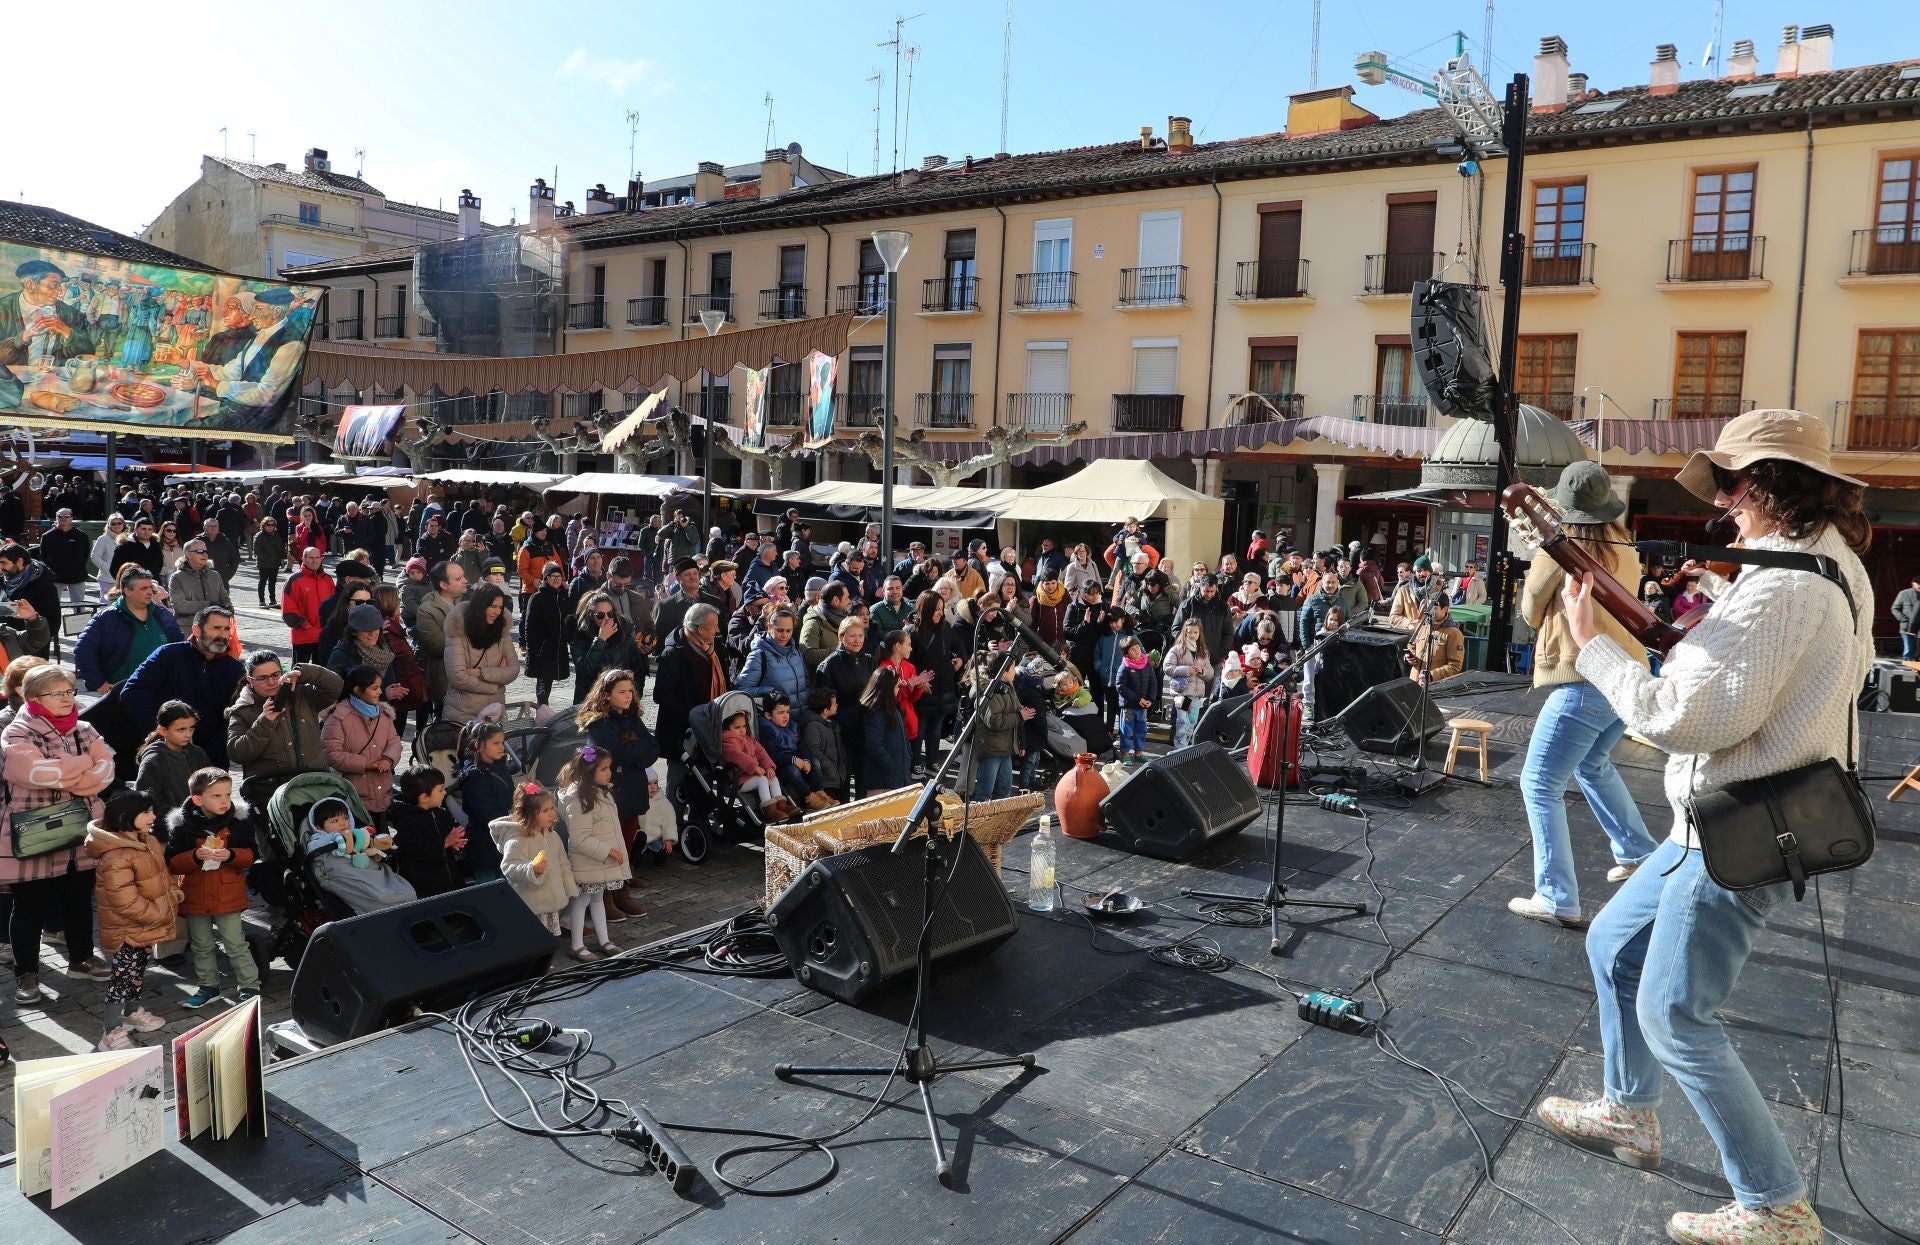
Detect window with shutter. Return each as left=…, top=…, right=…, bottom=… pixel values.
left=1850, top=330, right=1920, bottom=443
left=1255, top=205, right=1302, bottom=297
left=1871, top=156, right=1920, bottom=273
left=709, top=251, right=732, bottom=294
left=1131, top=342, right=1178, bottom=393
left=1686, top=168, right=1756, bottom=278
left=1382, top=197, right=1437, bottom=293
left=1030, top=218, right=1073, bottom=306
left=1515, top=335, right=1578, bottom=418
left=1248, top=341, right=1297, bottom=397
left=1026, top=343, right=1069, bottom=393
left=1671, top=332, right=1746, bottom=417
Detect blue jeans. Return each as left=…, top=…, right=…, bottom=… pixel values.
left=1903, top=634, right=1917, bottom=661
left=916, top=709, right=950, bottom=770
left=972, top=753, right=1013, bottom=801
left=1519, top=681, right=1657, bottom=918
left=778, top=759, right=825, bottom=795
left=1587, top=837, right=1804, bottom=1208
left=1118, top=708, right=1148, bottom=754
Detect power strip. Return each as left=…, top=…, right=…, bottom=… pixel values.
left=612, top=1107, right=697, bottom=1195
left=1298, top=990, right=1375, bottom=1035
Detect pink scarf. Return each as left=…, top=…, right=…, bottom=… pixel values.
left=28, top=699, right=79, bottom=734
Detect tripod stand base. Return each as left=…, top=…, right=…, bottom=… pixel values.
left=1180, top=885, right=1369, bottom=956
left=1396, top=767, right=1450, bottom=797
left=775, top=1050, right=1038, bottom=1186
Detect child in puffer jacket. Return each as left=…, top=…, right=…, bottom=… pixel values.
left=1113, top=637, right=1158, bottom=757
left=637, top=764, right=678, bottom=863
left=164, top=768, right=262, bottom=1009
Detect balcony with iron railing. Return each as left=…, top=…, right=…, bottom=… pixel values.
left=508, top=306, right=555, bottom=336
left=766, top=390, right=806, bottom=427
left=834, top=283, right=886, bottom=315
left=374, top=313, right=406, bottom=338
left=261, top=212, right=361, bottom=238
left=1232, top=260, right=1310, bottom=300
left=1117, top=265, right=1187, bottom=307
left=1012, top=271, right=1078, bottom=309
left=1833, top=397, right=1920, bottom=451
left=1524, top=242, right=1596, bottom=288
left=686, top=389, right=731, bottom=425
left=840, top=391, right=885, bottom=428
left=921, top=276, right=979, bottom=313
left=566, top=299, right=607, bottom=330
left=1362, top=252, right=1442, bottom=296
left=1665, top=236, right=1766, bottom=283
left=1847, top=226, right=1920, bottom=277
left=333, top=316, right=364, bottom=340
left=416, top=318, right=437, bottom=338
left=626, top=295, right=668, bottom=326
left=915, top=391, right=975, bottom=428
left=1651, top=396, right=1759, bottom=419
left=759, top=287, right=809, bottom=321
left=684, top=292, right=734, bottom=323
left=1515, top=392, right=1585, bottom=420
left=1002, top=392, right=1073, bottom=431
left=1112, top=393, right=1184, bottom=431
left=1227, top=392, right=1307, bottom=421
left=1350, top=394, right=1431, bottom=426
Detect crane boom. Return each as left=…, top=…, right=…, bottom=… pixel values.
left=1354, top=35, right=1505, bottom=152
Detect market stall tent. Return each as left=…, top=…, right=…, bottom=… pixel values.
left=1006, top=459, right=1223, bottom=572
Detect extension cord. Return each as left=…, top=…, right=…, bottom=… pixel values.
left=1298, top=990, right=1374, bottom=1035
left=611, top=1107, right=697, bottom=1195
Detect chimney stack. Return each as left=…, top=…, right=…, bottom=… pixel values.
left=921, top=154, right=947, bottom=171
left=760, top=148, right=795, bottom=197
left=584, top=183, right=618, bottom=214
left=1139, top=125, right=1155, bottom=150
left=1651, top=43, right=1681, bottom=96
left=1533, top=36, right=1570, bottom=112
left=693, top=160, right=725, bottom=203
left=528, top=177, right=555, bottom=230
left=1167, top=116, right=1194, bottom=153
left=625, top=177, right=644, bottom=212
left=1800, top=24, right=1834, bottom=73
left=1775, top=25, right=1801, bottom=78
left=457, top=190, right=482, bottom=239
left=1727, top=39, right=1758, bottom=80
left=1567, top=72, right=1589, bottom=102
left=304, top=147, right=331, bottom=173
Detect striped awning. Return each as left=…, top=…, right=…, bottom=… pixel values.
left=923, top=414, right=1440, bottom=468
left=301, top=314, right=853, bottom=396
left=1570, top=416, right=1732, bottom=456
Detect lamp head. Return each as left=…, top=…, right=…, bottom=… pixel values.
left=872, top=229, right=911, bottom=273
left=698, top=309, right=726, bottom=336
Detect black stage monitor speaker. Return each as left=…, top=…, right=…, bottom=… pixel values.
left=1191, top=695, right=1256, bottom=750
left=767, top=832, right=1018, bottom=1005
left=1314, top=628, right=1409, bottom=720
left=1099, top=742, right=1262, bottom=861
left=291, top=880, right=556, bottom=1046
left=1332, top=679, right=1448, bottom=756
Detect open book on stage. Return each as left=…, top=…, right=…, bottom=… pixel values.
left=12, top=1045, right=166, bottom=1206
left=173, top=995, right=267, bottom=1143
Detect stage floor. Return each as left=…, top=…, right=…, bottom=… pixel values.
left=7, top=674, right=1919, bottom=1244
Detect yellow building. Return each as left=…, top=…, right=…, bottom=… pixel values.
left=287, top=26, right=1920, bottom=579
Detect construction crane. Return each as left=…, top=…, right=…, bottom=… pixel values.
left=1354, top=32, right=1504, bottom=153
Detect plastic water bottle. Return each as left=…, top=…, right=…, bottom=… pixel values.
left=1027, top=815, right=1057, bottom=912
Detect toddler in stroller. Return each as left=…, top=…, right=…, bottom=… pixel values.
left=676, top=690, right=777, bottom=861
left=303, top=791, right=418, bottom=915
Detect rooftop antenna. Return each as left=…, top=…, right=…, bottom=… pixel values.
left=247, top=131, right=256, bottom=161
left=866, top=69, right=883, bottom=175
left=999, top=0, right=1012, bottom=154
left=1481, top=0, right=1494, bottom=70
left=902, top=46, right=920, bottom=166
left=354, top=147, right=366, bottom=178
left=1706, top=0, right=1724, bottom=73
left=764, top=92, right=775, bottom=150
left=625, top=109, right=641, bottom=183
left=879, top=13, right=923, bottom=177
left=1309, top=0, right=1321, bottom=88
left=219, top=126, right=228, bottom=158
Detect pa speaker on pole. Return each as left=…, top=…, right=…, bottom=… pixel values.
left=1410, top=281, right=1497, bottom=418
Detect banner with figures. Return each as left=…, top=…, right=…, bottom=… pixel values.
left=334, top=404, right=405, bottom=457
left=741, top=364, right=770, bottom=450
left=0, top=240, right=318, bottom=441
left=804, top=350, right=836, bottom=449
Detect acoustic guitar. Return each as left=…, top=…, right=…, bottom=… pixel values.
left=1499, top=482, right=1708, bottom=656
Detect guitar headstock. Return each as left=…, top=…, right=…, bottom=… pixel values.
left=1499, top=483, right=1564, bottom=551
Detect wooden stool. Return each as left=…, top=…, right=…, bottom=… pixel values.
left=1888, top=760, right=1920, bottom=803
left=1445, top=717, right=1494, bottom=782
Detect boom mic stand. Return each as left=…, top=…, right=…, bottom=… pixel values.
left=773, top=640, right=1036, bottom=1187
left=1395, top=591, right=1490, bottom=796
left=1182, top=627, right=1368, bottom=956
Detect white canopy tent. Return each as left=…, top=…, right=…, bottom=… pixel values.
left=419, top=468, right=567, bottom=488
left=1006, top=459, right=1223, bottom=572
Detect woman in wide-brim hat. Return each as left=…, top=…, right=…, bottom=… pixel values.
left=1544, top=410, right=1871, bottom=1243
left=1508, top=459, right=1662, bottom=932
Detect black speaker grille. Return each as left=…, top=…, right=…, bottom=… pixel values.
left=831, top=836, right=1011, bottom=979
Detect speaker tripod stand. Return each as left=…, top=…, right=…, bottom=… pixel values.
left=1182, top=670, right=1367, bottom=955
left=773, top=642, right=1036, bottom=1186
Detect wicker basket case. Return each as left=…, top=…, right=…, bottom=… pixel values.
left=762, top=788, right=1044, bottom=906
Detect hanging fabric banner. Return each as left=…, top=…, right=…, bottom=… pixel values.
left=0, top=241, right=318, bottom=441
left=334, top=404, right=405, bottom=456
left=741, top=365, right=770, bottom=450
left=804, top=350, right=837, bottom=449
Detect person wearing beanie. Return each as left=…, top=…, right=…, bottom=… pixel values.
left=400, top=555, right=434, bottom=633
left=1387, top=554, right=1438, bottom=628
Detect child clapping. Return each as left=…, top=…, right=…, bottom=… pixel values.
left=497, top=782, right=577, bottom=935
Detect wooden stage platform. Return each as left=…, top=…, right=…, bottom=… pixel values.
left=6, top=674, right=1917, bottom=1243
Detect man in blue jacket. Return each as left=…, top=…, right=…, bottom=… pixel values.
left=74, top=569, right=183, bottom=693
left=117, top=606, right=244, bottom=767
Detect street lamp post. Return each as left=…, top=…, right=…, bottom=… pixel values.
left=871, top=229, right=911, bottom=567
left=697, top=308, right=726, bottom=536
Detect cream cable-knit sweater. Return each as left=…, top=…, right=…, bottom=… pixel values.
left=1575, top=524, right=1874, bottom=849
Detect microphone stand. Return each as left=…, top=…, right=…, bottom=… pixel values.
left=1182, top=629, right=1367, bottom=956
left=773, top=639, right=1036, bottom=1187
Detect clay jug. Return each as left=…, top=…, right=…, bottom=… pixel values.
left=1053, top=752, right=1109, bottom=839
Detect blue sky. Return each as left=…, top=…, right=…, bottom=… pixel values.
left=5, top=1, right=1906, bottom=238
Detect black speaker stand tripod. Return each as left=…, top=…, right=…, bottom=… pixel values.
left=1181, top=662, right=1367, bottom=956
left=773, top=642, right=1036, bottom=1186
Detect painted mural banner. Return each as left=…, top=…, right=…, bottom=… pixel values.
left=0, top=241, right=318, bottom=440
left=804, top=350, right=836, bottom=449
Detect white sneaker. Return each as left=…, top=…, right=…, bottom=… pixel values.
left=123, top=1007, right=167, bottom=1033
left=1508, top=895, right=1586, bottom=928
left=96, top=1027, right=136, bottom=1051
left=1607, top=861, right=1642, bottom=884
left=1666, top=1197, right=1822, bottom=1244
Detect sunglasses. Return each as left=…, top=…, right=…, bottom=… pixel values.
left=592, top=610, right=614, bottom=620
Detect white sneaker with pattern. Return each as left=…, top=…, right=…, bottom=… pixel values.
left=1537, top=1095, right=1661, bottom=1168
left=1666, top=1197, right=1822, bottom=1244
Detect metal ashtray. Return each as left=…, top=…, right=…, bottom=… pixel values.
left=1083, top=892, right=1146, bottom=919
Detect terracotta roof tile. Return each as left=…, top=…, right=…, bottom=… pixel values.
left=211, top=155, right=384, bottom=198
left=0, top=201, right=216, bottom=272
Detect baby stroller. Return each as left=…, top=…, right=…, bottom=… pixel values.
left=253, top=772, right=372, bottom=971
left=677, top=689, right=768, bottom=865
left=410, top=718, right=465, bottom=785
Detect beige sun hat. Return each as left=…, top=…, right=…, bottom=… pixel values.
left=1674, top=408, right=1866, bottom=503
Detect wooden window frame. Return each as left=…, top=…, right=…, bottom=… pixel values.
left=1671, top=330, right=1747, bottom=418
left=1515, top=334, right=1578, bottom=418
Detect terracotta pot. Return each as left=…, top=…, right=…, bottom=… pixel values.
left=1054, top=752, right=1109, bottom=839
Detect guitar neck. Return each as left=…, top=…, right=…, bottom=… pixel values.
left=1541, top=534, right=1683, bottom=654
